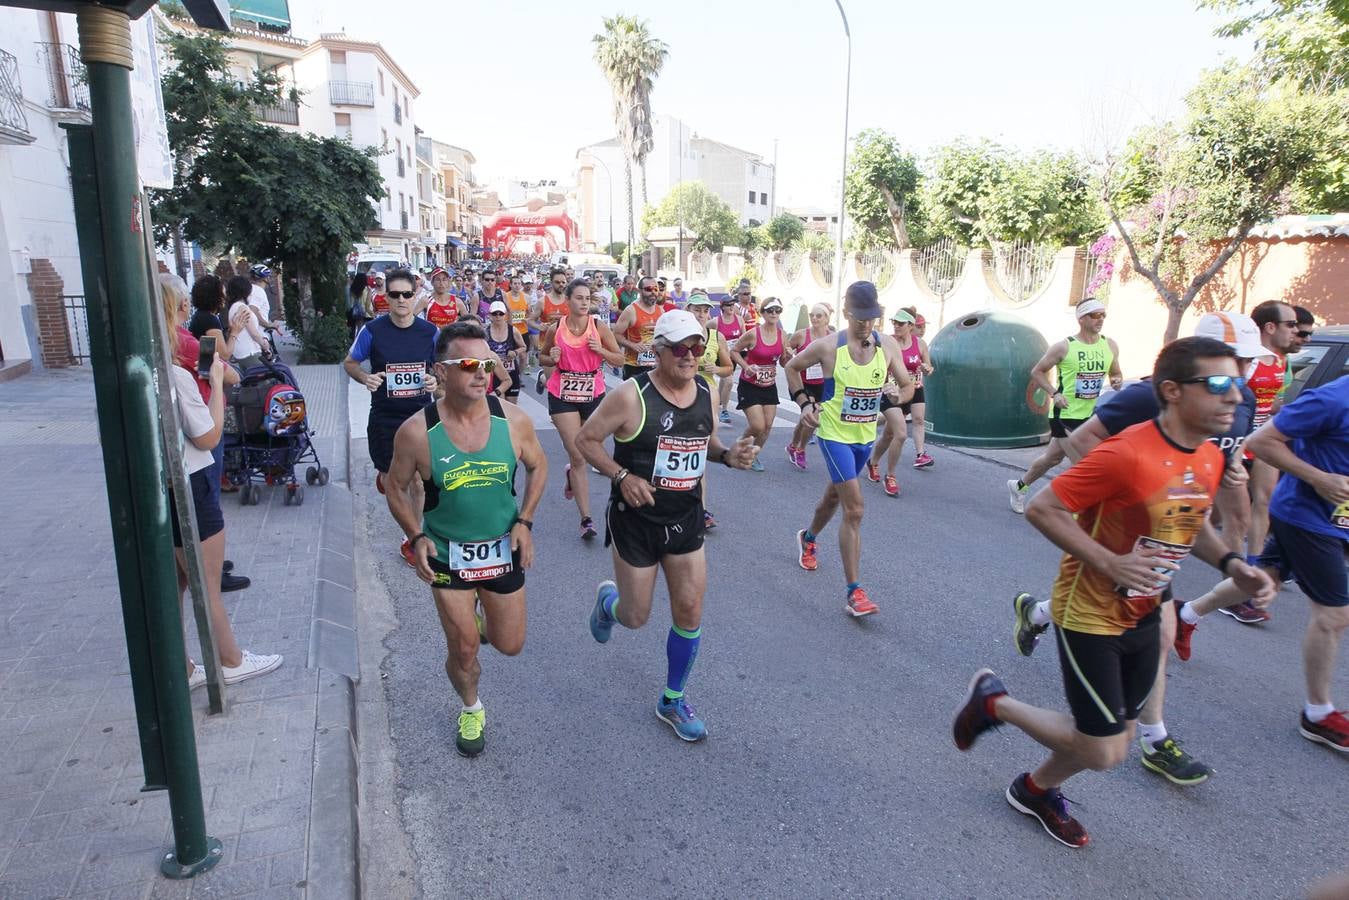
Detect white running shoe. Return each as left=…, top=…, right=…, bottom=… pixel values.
left=1008, top=479, right=1028, bottom=515
left=188, top=664, right=206, bottom=691
left=222, top=650, right=283, bottom=685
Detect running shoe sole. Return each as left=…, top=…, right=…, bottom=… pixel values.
left=1299, top=725, right=1349, bottom=753
left=1004, top=786, right=1087, bottom=849
left=1219, top=607, right=1269, bottom=625
left=655, top=706, right=707, bottom=742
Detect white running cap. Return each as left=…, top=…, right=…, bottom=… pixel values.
left=1193, top=311, right=1272, bottom=361
left=653, top=309, right=703, bottom=345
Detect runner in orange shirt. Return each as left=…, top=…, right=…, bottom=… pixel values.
left=613, top=276, right=665, bottom=380
left=954, top=336, right=1273, bottom=848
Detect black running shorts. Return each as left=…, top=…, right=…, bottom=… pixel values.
left=1049, top=416, right=1088, bottom=439
left=604, top=497, right=705, bottom=568
left=547, top=393, right=602, bottom=420
left=1054, top=611, right=1161, bottom=738
left=427, top=548, right=525, bottom=594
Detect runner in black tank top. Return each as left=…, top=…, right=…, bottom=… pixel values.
left=574, top=310, right=758, bottom=743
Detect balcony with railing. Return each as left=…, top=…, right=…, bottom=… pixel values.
left=329, top=80, right=373, bottom=107
left=257, top=96, right=299, bottom=126
left=393, top=101, right=402, bottom=124
left=0, top=49, right=33, bottom=144
left=36, top=42, right=88, bottom=115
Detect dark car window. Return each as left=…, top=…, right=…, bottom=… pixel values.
left=1284, top=345, right=1333, bottom=403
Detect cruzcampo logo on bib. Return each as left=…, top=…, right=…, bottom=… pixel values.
left=442, top=459, right=511, bottom=491
left=1332, top=502, right=1349, bottom=531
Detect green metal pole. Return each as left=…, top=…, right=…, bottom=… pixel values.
left=75, top=6, right=220, bottom=878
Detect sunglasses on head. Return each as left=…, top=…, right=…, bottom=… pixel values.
left=440, top=357, right=497, bottom=373
left=667, top=341, right=706, bottom=358
left=1177, top=374, right=1246, bottom=394
left=387, top=290, right=415, bottom=299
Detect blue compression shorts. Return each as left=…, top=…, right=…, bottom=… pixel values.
left=817, top=437, right=874, bottom=484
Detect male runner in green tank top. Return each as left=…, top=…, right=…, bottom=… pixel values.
left=1008, top=298, right=1122, bottom=515
left=385, top=321, right=548, bottom=758
left=786, top=282, right=915, bottom=618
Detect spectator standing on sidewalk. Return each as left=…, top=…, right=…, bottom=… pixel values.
left=348, top=271, right=374, bottom=342
left=248, top=265, right=285, bottom=334
left=159, top=274, right=282, bottom=688
left=227, top=275, right=269, bottom=371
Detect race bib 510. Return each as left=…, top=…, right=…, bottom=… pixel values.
left=653, top=435, right=708, bottom=491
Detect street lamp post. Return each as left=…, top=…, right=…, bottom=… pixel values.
left=832, top=0, right=852, bottom=320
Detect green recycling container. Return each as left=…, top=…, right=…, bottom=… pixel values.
left=924, top=309, right=1050, bottom=448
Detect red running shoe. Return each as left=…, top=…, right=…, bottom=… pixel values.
left=399, top=538, right=416, bottom=568
left=865, top=461, right=880, bottom=483
left=1005, top=773, right=1089, bottom=848
left=846, top=587, right=879, bottom=617
left=1300, top=710, right=1349, bottom=753
left=884, top=475, right=899, bottom=497
left=952, top=668, right=1006, bottom=751
left=796, top=530, right=818, bottom=571
left=1219, top=600, right=1270, bottom=625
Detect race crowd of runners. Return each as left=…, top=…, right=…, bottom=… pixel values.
left=336, top=260, right=1345, bottom=851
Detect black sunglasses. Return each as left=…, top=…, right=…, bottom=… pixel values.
left=387, top=290, right=415, bottom=299
left=1296, top=330, right=1313, bottom=339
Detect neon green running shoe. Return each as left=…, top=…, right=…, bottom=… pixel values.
left=456, top=707, right=485, bottom=757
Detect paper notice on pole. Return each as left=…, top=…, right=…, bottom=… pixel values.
left=131, top=16, right=174, bottom=190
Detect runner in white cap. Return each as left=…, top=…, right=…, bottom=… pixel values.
left=1008, top=298, right=1122, bottom=514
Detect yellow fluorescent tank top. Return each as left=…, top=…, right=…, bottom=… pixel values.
left=816, top=332, right=888, bottom=445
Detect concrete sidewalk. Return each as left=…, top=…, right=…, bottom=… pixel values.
left=0, top=360, right=358, bottom=899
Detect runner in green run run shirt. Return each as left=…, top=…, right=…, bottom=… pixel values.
left=384, top=321, right=548, bottom=759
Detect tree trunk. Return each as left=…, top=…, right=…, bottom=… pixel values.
left=878, top=185, right=911, bottom=250
left=1163, top=302, right=1185, bottom=345
left=639, top=161, right=648, bottom=214
left=625, top=161, right=636, bottom=273
left=296, top=259, right=314, bottom=326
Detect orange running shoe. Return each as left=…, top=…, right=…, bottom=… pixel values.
left=847, top=587, right=879, bottom=617
left=866, top=461, right=880, bottom=483
left=884, top=475, right=899, bottom=497
left=796, top=530, right=818, bottom=571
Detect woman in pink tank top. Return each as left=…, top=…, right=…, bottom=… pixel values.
left=715, top=298, right=745, bottom=424
left=729, top=297, right=791, bottom=472
left=540, top=278, right=626, bottom=539
left=785, top=302, right=835, bottom=470
left=868, top=307, right=936, bottom=496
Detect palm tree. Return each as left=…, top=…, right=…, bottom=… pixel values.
left=593, top=15, right=668, bottom=269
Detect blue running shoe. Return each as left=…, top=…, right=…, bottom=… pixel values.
left=590, top=580, right=617, bottom=643
left=656, top=695, right=707, bottom=742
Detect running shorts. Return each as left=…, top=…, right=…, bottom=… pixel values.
left=1054, top=611, right=1161, bottom=738
left=817, top=437, right=875, bottom=484
left=801, top=382, right=825, bottom=404
left=622, top=364, right=654, bottom=381
left=736, top=380, right=780, bottom=410
left=1264, top=516, right=1348, bottom=607
left=547, top=393, right=603, bottom=420
left=427, top=548, right=525, bottom=594
left=604, top=497, right=705, bottom=568
left=881, top=385, right=925, bottom=414
left=493, top=366, right=521, bottom=398
left=1049, top=416, right=1088, bottom=439
left=367, top=415, right=404, bottom=474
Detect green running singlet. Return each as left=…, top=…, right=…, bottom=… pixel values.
left=421, top=396, right=518, bottom=564
left=1055, top=335, right=1114, bottom=421
left=816, top=331, right=888, bottom=445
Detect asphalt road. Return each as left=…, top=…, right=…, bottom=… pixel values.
left=354, top=374, right=1347, bottom=899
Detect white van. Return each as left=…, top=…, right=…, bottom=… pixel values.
left=353, top=252, right=404, bottom=278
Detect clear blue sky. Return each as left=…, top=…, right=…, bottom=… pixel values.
left=290, top=0, right=1239, bottom=207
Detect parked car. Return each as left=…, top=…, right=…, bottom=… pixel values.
left=1285, top=326, right=1349, bottom=403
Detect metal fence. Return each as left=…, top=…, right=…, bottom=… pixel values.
left=814, top=251, right=833, bottom=286
left=777, top=249, right=803, bottom=284
left=992, top=239, right=1057, bottom=302
left=856, top=250, right=895, bottom=291
left=914, top=237, right=965, bottom=297
left=63, top=294, right=90, bottom=364
left=329, top=80, right=373, bottom=107
left=0, top=49, right=30, bottom=138
left=257, top=97, right=299, bottom=126
left=35, top=42, right=87, bottom=111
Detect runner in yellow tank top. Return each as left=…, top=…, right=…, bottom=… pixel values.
left=785, top=281, right=916, bottom=618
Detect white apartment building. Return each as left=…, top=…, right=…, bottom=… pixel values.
left=414, top=131, right=447, bottom=269
left=574, top=114, right=774, bottom=251
left=294, top=33, right=419, bottom=261
left=433, top=141, right=479, bottom=260
left=0, top=8, right=169, bottom=376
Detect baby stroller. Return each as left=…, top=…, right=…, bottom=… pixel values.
left=223, top=359, right=328, bottom=506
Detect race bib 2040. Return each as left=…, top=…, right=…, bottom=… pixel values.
left=386, top=362, right=426, bottom=399
left=653, top=435, right=708, bottom=491
left=753, top=364, right=777, bottom=387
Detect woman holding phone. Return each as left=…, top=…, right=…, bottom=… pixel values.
left=159, top=274, right=282, bottom=686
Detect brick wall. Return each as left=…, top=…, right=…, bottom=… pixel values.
left=27, top=259, right=75, bottom=368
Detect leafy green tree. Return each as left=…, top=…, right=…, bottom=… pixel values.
left=922, top=140, right=1100, bottom=247
left=641, top=181, right=742, bottom=252
left=844, top=129, right=922, bottom=249
left=753, top=213, right=805, bottom=251
left=1103, top=64, right=1342, bottom=341
left=152, top=30, right=383, bottom=327
left=605, top=241, right=627, bottom=263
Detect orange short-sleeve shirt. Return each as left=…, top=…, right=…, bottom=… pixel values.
left=1049, top=420, right=1223, bottom=636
